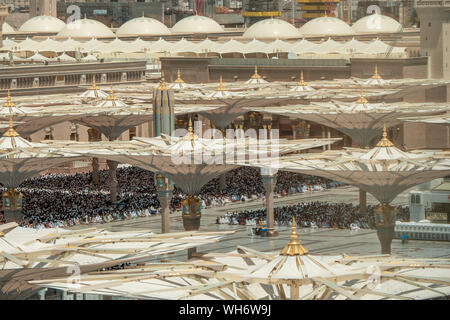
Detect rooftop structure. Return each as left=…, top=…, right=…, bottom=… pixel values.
left=0, top=37, right=408, bottom=58
left=299, top=16, right=355, bottom=36
left=242, top=18, right=301, bottom=40
left=171, top=15, right=224, bottom=34
left=57, top=17, right=115, bottom=39
left=18, top=15, right=65, bottom=33
left=352, top=13, right=403, bottom=34
left=116, top=16, right=171, bottom=37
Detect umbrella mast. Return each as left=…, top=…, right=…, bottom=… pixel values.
left=153, top=73, right=175, bottom=233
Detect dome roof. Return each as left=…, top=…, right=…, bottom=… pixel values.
left=2, top=22, right=15, bottom=34
left=300, top=16, right=354, bottom=36
left=19, top=15, right=66, bottom=33
left=242, top=18, right=301, bottom=39
left=171, top=15, right=223, bottom=34
left=352, top=14, right=402, bottom=33
left=57, top=18, right=115, bottom=38
left=116, top=16, right=171, bottom=36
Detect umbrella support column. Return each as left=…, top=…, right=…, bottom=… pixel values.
left=262, top=174, right=278, bottom=237
left=2, top=188, right=23, bottom=223
left=181, top=195, right=202, bottom=231
left=155, top=174, right=174, bottom=233
left=359, top=189, right=367, bottom=215
left=92, top=157, right=99, bottom=186
left=157, top=190, right=173, bottom=234
left=374, top=203, right=397, bottom=254
left=2, top=208, right=21, bottom=223
left=107, top=160, right=118, bottom=204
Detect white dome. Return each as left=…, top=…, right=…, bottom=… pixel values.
left=2, top=22, right=15, bottom=34
left=242, top=18, right=301, bottom=39
left=171, top=15, right=223, bottom=34
left=57, top=18, right=115, bottom=38
left=300, top=16, right=354, bottom=36
left=19, top=15, right=65, bottom=33
left=352, top=14, right=402, bottom=33
left=116, top=16, right=171, bottom=36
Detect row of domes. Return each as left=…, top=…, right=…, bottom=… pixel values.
left=3, top=14, right=402, bottom=38
left=244, top=15, right=402, bottom=39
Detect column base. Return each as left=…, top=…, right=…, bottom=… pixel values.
left=376, top=225, right=395, bottom=255
left=182, top=216, right=201, bottom=231
left=3, top=209, right=21, bottom=223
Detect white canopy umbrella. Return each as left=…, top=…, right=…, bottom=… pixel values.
left=168, top=69, right=189, bottom=90
left=290, top=38, right=317, bottom=53
left=242, top=39, right=273, bottom=54
left=148, top=38, right=172, bottom=53
left=78, top=38, right=103, bottom=52
left=0, top=222, right=234, bottom=299
left=81, top=53, right=98, bottom=62
left=79, top=78, right=108, bottom=99
left=29, top=224, right=450, bottom=300
left=216, top=39, right=245, bottom=54
left=1, top=38, right=17, bottom=51
left=188, top=38, right=218, bottom=54
left=26, top=52, right=50, bottom=62
left=95, top=86, right=128, bottom=108
left=13, top=37, right=39, bottom=51
left=362, top=65, right=389, bottom=86
left=309, top=38, right=345, bottom=55
left=246, top=128, right=450, bottom=254
left=170, top=38, right=194, bottom=54
left=290, top=71, right=315, bottom=92
left=245, top=66, right=268, bottom=84
left=33, top=37, right=62, bottom=52
left=249, top=90, right=449, bottom=147
left=57, top=52, right=77, bottom=62
left=125, top=38, right=150, bottom=53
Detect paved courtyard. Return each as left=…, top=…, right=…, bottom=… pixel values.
left=73, top=186, right=450, bottom=261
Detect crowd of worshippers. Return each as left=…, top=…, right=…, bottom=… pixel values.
left=0, top=166, right=343, bottom=228
left=216, top=202, right=410, bottom=230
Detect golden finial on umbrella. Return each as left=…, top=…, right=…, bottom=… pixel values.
left=158, top=71, right=169, bottom=90
left=3, top=91, right=15, bottom=108
left=357, top=87, right=368, bottom=104
left=187, top=117, right=196, bottom=140
left=106, top=84, right=118, bottom=101
left=3, top=92, right=19, bottom=137
left=174, top=69, right=185, bottom=84
left=280, top=217, right=309, bottom=256
left=372, top=64, right=381, bottom=79
left=90, top=77, right=99, bottom=90
left=298, top=71, right=307, bottom=86
left=217, top=75, right=226, bottom=91
left=251, top=65, right=262, bottom=79
left=376, top=124, right=394, bottom=147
